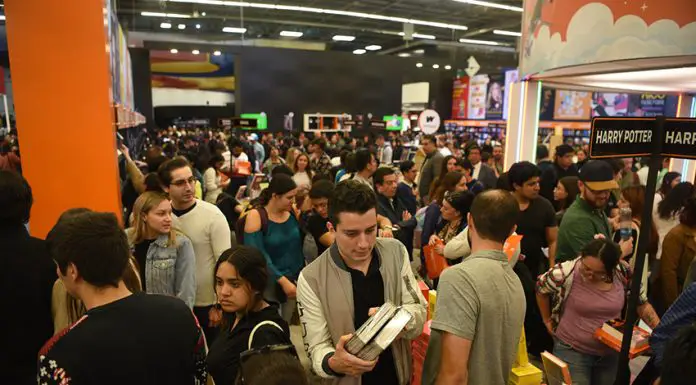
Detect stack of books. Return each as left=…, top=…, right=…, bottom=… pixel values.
left=541, top=351, right=572, bottom=385
left=594, top=319, right=651, bottom=358
left=345, top=302, right=413, bottom=361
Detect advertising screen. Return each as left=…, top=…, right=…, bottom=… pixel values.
left=554, top=90, right=592, bottom=120
left=592, top=93, right=630, bottom=117
left=240, top=113, right=268, bottom=130
left=383, top=115, right=403, bottom=131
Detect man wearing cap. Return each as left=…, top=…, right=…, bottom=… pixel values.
left=556, top=160, right=631, bottom=263
left=540, top=144, right=579, bottom=207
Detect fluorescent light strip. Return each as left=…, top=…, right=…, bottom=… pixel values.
left=222, top=27, right=247, bottom=33
left=166, top=0, right=468, bottom=30
left=332, top=35, right=355, bottom=41
left=451, top=0, right=523, bottom=12
left=459, top=38, right=500, bottom=46
left=141, top=11, right=192, bottom=18
left=365, top=45, right=382, bottom=51
left=280, top=31, right=303, bottom=37
left=493, top=29, right=521, bottom=37
left=398, top=32, right=436, bottom=40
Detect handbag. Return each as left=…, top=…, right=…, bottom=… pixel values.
left=424, top=243, right=449, bottom=279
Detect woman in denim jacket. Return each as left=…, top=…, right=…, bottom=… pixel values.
left=127, top=191, right=196, bottom=308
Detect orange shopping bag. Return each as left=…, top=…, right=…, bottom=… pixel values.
left=424, top=244, right=448, bottom=279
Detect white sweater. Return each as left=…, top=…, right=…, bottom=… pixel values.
left=172, top=200, right=231, bottom=307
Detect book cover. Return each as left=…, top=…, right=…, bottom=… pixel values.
left=345, top=302, right=398, bottom=354
left=594, top=319, right=650, bottom=358
left=541, top=351, right=572, bottom=385
left=357, top=308, right=413, bottom=361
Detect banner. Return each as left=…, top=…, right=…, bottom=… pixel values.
left=468, top=74, right=489, bottom=120
left=592, top=93, right=630, bottom=117
left=485, top=74, right=504, bottom=120
left=554, top=90, right=592, bottom=120
left=503, top=70, right=519, bottom=120
left=627, top=94, right=668, bottom=117
left=451, top=77, right=469, bottom=119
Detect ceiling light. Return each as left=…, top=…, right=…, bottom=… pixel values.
left=494, top=29, right=522, bottom=37
left=445, top=65, right=452, bottom=70
left=141, top=11, right=192, bottom=18
left=0, top=15, right=6, bottom=21
left=414, top=49, right=425, bottom=54
left=192, top=50, right=200, bottom=55
left=416, top=63, right=423, bottom=68
left=160, top=22, right=172, bottom=29
left=213, top=50, right=222, bottom=56
left=170, top=49, right=178, bottom=54
left=201, top=12, right=207, bottom=16
left=365, top=45, right=382, bottom=51
left=196, top=24, right=201, bottom=29
left=398, top=53, right=411, bottom=57
left=451, top=0, right=523, bottom=12
left=178, top=24, right=186, bottom=30
left=398, top=32, right=437, bottom=40
left=353, top=49, right=367, bottom=55
left=167, top=0, right=468, bottom=31
left=459, top=38, right=500, bottom=46
left=333, top=35, right=355, bottom=42
left=222, top=27, right=247, bottom=33
left=280, top=31, right=303, bottom=37
left=433, top=64, right=440, bottom=69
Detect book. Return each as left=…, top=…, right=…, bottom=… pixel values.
left=345, top=302, right=398, bottom=354
left=541, top=351, right=572, bottom=385
left=357, top=308, right=413, bottom=361
left=594, top=319, right=650, bottom=358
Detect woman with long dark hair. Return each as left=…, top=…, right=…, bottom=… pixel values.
left=429, top=191, right=474, bottom=265
left=554, top=176, right=580, bottom=225
left=207, top=246, right=292, bottom=385
left=243, top=174, right=304, bottom=321
left=654, top=182, right=695, bottom=261
left=658, top=197, right=696, bottom=310
left=428, top=155, right=458, bottom=198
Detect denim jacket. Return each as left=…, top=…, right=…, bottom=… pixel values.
left=126, top=229, right=197, bottom=308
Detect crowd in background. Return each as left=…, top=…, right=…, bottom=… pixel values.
left=2, top=124, right=696, bottom=385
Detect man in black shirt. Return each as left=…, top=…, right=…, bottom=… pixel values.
left=396, top=160, right=418, bottom=215
left=374, top=167, right=417, bottom=260
left=40, top=211, right=207, bottom=385
left=539, top=144, right=579, bottom=207
left=306, top=180, right=335, bottom=256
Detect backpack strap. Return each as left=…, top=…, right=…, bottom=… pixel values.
left=248, top=320, right=284, bottom=350
left=258, top=207, right=269, bottom=236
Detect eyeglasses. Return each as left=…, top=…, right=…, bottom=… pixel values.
left=238, top=344, right=299, bottom=384
left=170, top=176, right=196, bottom=187
left=579, top=258, right=609, bottom=281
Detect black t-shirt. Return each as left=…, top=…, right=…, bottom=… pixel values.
left=516, top=197, right=557, bottom=278
left=133, top=239, right=154, bottom=292
left=38, top=293, right=207, bottom=385
left=307, top=213, right=331, bottom=255
left=207, top=305, right=291, bottom=385
left=347, top=256, right=399, bottom=385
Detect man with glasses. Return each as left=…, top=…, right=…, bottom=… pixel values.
left=158, top=157, right=231, bottom=343
left=556, top=160, right=631, bottom=263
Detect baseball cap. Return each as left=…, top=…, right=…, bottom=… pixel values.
left=249, top=133, right=259, bottom=141
left=579, top=160, right=619, bottom=191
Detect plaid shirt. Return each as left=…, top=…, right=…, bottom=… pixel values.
left=311, top=153, right=333, bottom=177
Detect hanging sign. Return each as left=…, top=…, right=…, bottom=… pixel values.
left=590, top=117, right=696, bottom=159
left=418, top=109, right=441, bottom=134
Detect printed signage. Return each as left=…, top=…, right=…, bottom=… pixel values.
left=590, top=117, right=696, bottom=159
left=418, top=109, right=441, bottom=134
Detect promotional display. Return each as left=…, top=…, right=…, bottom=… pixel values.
left=485, top=74, right=505, bottom=120
left=554, top=90, right=592, bottom=120
left=592, top=93, right=630, bottom=117
left=467, top=75, right=489, bottom=120
left=451, top=77, right=469, bottom=119
left=538, top=87, right=556, bottom=121
left=418, top=109, right=441, bottom=134
left=628, top=94, right=668, bottom=117
left=503, top=70, right=519, bottom=120
left=240, top=113, right=268, bottom=130
left=106, top=0, right=134, bottom=110
left=383, top=115, right=404, bottom=131
left=151, top=50, right=235, bottom=92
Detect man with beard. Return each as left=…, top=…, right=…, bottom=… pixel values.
left=491, top=145, right=505, bottom=177
left=556, top=160, right=632, bottom=263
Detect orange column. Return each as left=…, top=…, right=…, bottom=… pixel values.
left=5, top=0, right=121, bottom=238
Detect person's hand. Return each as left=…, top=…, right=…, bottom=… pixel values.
left=280, top=278, right=297, bottom=299
left=402, top=211, right=412, bottom=221
left=381, top=228, right=394, bottom=238
left=594, top=233, right=607, bottom=240
left=368, top=307, right=379, bottom=317
left=610, top=215, right=621, bottom=231
left=209, top=306, right=223, bottom=327
left=429, top=235, right=442, bottom=246
left=619, top=237, right=634, bottom=258
left=434, top=243, right=445, bottom=255
left=543, top=320, right=554, bottom=336
left=329, top=334, right=378, bottom=377
left=119, top=143, right=131, bottom=160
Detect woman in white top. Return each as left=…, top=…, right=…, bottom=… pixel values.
left=292, top=152, right=313, bottom=210
left=654, top=182, right=695, bottom=260
left=203, top=154, right=230, bottom=204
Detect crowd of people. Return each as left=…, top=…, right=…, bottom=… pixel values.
left=2, top=125, right=696, bottom=385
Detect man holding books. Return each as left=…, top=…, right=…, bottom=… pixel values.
left=297, top=180, right=427, bottom=385
left=421, top=190, right=526, bottom=385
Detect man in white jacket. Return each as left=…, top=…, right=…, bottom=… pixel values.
left=297, top=180, right=427, bottom=385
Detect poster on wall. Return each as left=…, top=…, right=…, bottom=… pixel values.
left=151, top=51, right=235, bottom=92
left=592, top=93, right=629, bottom=117
left=539, top=87, right=556, bottom=121
left=554, top=90, right=591, bottom=120
left=106, top=0, right=134, bottom=110
left=503, top=69, right=519, bottom=120
left=627, top=94, right=668, bottom=117
left=485, top=74, right=504, bottom=120
left=451, top=77, right=469, bottom=119
left=468, top=74, right=489, bottom=120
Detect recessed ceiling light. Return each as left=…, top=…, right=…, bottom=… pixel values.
left=160, top=22, right=172, bottom=29
left=213, top=50, right=222, bottom=56
left=222, top=27, right=247, bottom=33
left=333, top=35, right=356, bottom=42
left=445, top=65, right=452, bottom=70
left=353, top=49, right=367, bottom=55
left=167, top=0, right=468, bottom=30
left=178, top=24, right=186, bottom=30
left=451, top=0, right=523, bottom=12
left=365, top=45, right=382, bottom=51
left=280, top=31, right=303, bottom=37
left=192, top=50, right=200, bottom=55
left=196, top=24, right=201, bottom=29
left=414, top=49, right=425, bottom=54
left=170, top=49, right=178, bottom=54
left=142, top=12, right=192, bottom=18
left=493, top=29, right=522, bottom=37
left=398, top=53, right=411, bottom=57
left=459, top=38, right=500, bottom=46
left=433, top=64, right=440, bottom=69
left=201, top=12, right=207, bottom=16
left=416, top=63, right=423, bottom=68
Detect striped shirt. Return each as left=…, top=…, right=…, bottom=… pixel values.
left=650, top=283, right=696, bottom=366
